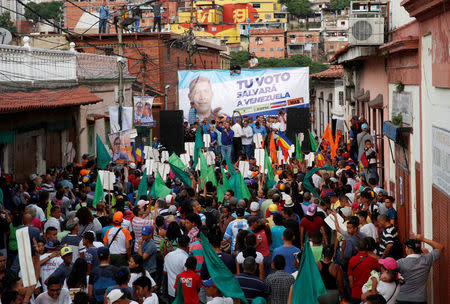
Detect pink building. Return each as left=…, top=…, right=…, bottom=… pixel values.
left=249, top=28, right=285, bottom=59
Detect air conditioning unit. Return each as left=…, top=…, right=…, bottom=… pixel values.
left=349, top=16, right=384, bottom=45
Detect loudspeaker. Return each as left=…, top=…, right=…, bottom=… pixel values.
left=160, top=110, right=184, bottom=154
left=286, top=107, right=312, bottom=152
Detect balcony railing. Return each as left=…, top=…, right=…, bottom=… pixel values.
left=77, top=52, right=129, bottom=79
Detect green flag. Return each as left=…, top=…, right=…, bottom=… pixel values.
left=149, top=172, right=171, bottom=199
left=96, top=134, right=111, bottom=169
left=199, top=152, right=208, bottom=187
left=228, top=172, right=250, bottom=201
left=224, top=154, right=237, bottom=176
left=308, top=130, right=318, bottom=152
left=221, top=166, right=231, bottom=191
left=217, top=183, right=225, bottom=202
left=200, top=233, right=248, bottom=303
left=172, top=279, right=185, bottom=304
left=111, top=193, right=116, bottom=207
left=168, top=152, right=187, bottom=170
left=239, top=173, right=251, bottom=200
left=137, top=169, right=148, bottom=203
left=93, top=173, right=104, bottom=207
left=264, top=149, right=276, bottom=189
left=291, top=235, right=327, bottom=304
left=303, top=166, right=335, bottom=201
left=207, top=165, right=217, bottom=186
left=193, top=127, right=203, bottom=168
left=169, top=163, right=192, bottom=188
left=295, top=135, right=303, bottom=162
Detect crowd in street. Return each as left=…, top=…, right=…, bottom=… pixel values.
left=0, top=113, right=443, bottom=304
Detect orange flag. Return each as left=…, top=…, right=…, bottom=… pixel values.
left=269, top=132, right=277, bottom=164
left=322, top=124, right=334, bottom=148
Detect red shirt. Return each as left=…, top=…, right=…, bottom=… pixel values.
left=300, top=216, right=324, bottom=237
left=255, top=230, right=270, bottom=257
left=174, top=270, right=202, bottom=304
left=265, top=204, right=283, bottom=218
left=347, top=252, right=380, bottom=299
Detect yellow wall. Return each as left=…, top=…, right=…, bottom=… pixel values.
left=178, top=8, right=223, bottom=24
left=170, top=24, right=241, bottom=44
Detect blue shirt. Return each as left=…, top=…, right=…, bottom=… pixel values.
left=386, top=208, right=397, bottom=220
left=252, top=125, right=267, bottom=137
left=99, top=5, right=109, bottom=19
left=272, top=245, right=300, bottom=274
left=189, top=107, right=197, bottom=125
left=142, top=239, right=157, bottom=273
left=270, top=225, right=286, bottom=251
left=217, top=126, right=234, bottom=146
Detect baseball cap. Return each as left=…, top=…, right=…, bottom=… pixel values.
left=341, top=207, right=352, bottom=217
left=268, top=204, right=279, bottom=213
left=29, top=173, right=38, bottom=181
left=137, top=200, right=148, bottom=208
left=203, top=279, right=216, bottom=287
left=326, top=191, right=337, bottom=198
left=250, top=202, right=260, bottom=212
left=165, top=194, right=174, bottom=204
left=129, top=162, right=136, bottom=169
left=379, top=257, right=398, bottom=270
left=235, top=207, right=245, bottom=217
left=66, top=217, right=79, bottom=231
left=284, top=198, right=294, bottom=208
left=44, top=239, right=60, bottom=250
left=60, top=246, right=73, bottom=257
left=113, top=211, right=123, bottom=224
left=405, top=239, right=423, bottom=254
left=306, top=204, right=317, bottom=216
left=107, top=289, right=124, bottom=303
left=361, top=123, right=369, bottom=130
left=141, top=226, right=153, bottom=236
left=97, top=246, right=110, bottom=259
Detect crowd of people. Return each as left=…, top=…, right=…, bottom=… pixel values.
left=0, top=114, right=443, bottom=304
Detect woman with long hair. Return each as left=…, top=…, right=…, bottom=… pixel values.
left=76, top=207, right=102, bottom=239
left=161, top=221, right=181, bottom=257
left=65, top=258, right=88, bottom=301
left=128, top=254, right=157, bottom=292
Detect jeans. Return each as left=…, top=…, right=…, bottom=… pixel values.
left=221, top=145, right=232, bottom=162
left=99, top=18, right=107, bottom=33
left=153, top=16, right=161, bottom=32
left=134, top=19, right=140, bottom=32
left=243, top=144, right=253, bottom=158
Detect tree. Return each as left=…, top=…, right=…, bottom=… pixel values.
left=287, top=0, right=312, bottom=18
left=329, top=0, right=351, bottom=10
left=24, top=1, right=63, bottom=24
left=0, top=12, right=17, bottom=34
left=230, top=51, right=328, bottom=74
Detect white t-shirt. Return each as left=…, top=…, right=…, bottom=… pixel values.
left=44, top=217, right=61, bottom=233
left=35, top=288, right=71, bottom=304
left=360, top=223, right=378, bottom=241
left=143, top=294, right=159, bottom=304
left=163, top=248, right=188, bottom=297
left=207, top=297, right=234, bottom=304
left=249, top=57, right=258, bottom=68
left=129, top=271, right=157, bottom=288
left=378, top=281, right=400, bottom=304
left=231, top=123, right=243, bottom=138
left=40, top=253, right=63, bottom=292
left=279, top=114, right=287, bottom=132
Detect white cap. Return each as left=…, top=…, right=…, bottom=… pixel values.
left=341, top=207, right=352, bottom=217
left=165, top=194, right=174, bottom=204
left=129, top=162, right=136, bottom=169
left=250, top=201, right=260, bottom=212
left=107, top=289, right=124, bottom=303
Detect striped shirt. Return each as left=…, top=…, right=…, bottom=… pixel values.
left=189, top=240, right=204, bottom=272
left=224, top=218, right=249, bottom=251
left=235, top=272, right=267, bottom=302
left=378, top=225, right=399, bottom=255
left=131, top=216, right=153, bottom=252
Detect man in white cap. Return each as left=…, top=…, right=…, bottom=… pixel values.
left=357, top=123, right=374, bottom=162
left=106, top=289, right=139, bottom=304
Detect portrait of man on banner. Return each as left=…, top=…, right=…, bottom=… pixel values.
left=134, top=96, right=154, bottom=126
left=109, top=130, right=134, bottom=163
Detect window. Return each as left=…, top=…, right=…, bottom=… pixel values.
left=306, top=34, right=312, bottom=38
left=272, top=36, right=279, bottom=41
left=341, top=21, right=346, bottom=25
left=260, top=47, right=265, bottom=51
left=252, top=3, right=260, bottom=8
left=265, top=14, right=271, bottom=19
left=254, top=14, right=259, bottom=18
left=277, top=47, right=283, bottom=51
left=252, top=48, right=257, bottom=52
left=289, top=34, right=295, bottom=38
left=211, top=27, right=216, bottom=31
left=339, top=91, right=344, bottom=106
left=270, top=47, right=274, bottom=52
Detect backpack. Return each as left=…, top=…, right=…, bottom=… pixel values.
left=93, top=268, right=117, bottom=302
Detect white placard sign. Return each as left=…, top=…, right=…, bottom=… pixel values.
left=325, top=213, right=347, bottom=231
left=203, top=134, right=211, bottom=148
left=205, top=151, right=215, bottom=166
left=254, top=149, right=265, bottom=173
left=432, top=126, right=450, bottom=195
left=99, top=170, right=115, bottom=191
left=161, top=151, right=169, bottom=163
left=239, top=161, right=251, bottom=178
left=180, top=153, right=190, bottom=167
left=253, top=133, right=263, bottom=149
left=144, top=146, right=153, bottom=159
left=16, top=227, right=37, bottom=287
left=185, top=142, right=195, bottom=157
left=158, top=163, right=170, bottom=181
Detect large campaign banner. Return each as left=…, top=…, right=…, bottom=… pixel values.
left=178, top=67, right=309, bottom=121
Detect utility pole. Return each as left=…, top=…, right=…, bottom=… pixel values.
left=117, top=6, right=125, bottom=130
left=187, top=0, right=195, bottom=69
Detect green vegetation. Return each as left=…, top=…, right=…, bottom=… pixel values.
left=24, top=1, right=63, bottom=24
left=329, top=0, right=351, bottom=10
left=0, top=12, right=17, bottom=34
left=287, top=0, right=312, bottom=18
left=230, top=51, right=329, bottom=74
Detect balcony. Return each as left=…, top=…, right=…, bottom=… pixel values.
left=0, top=37, right=77, bottom=83
left=77, top=52, right=130, bottom=79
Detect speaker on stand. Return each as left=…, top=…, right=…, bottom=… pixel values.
left=286, top=107, right=312, bottom=152
left=159, top=110, right=185, bottom=155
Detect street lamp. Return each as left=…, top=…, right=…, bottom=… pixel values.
left=164, top=84, right=170, bottom=110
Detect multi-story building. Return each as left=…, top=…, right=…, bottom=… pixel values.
left=322, top=8, right=349, bottom=59
left=308, top=0, right=330, bottom=12
left=249, top=28, right=285, bottom=58
left=286, top=30, right=321, bottom=60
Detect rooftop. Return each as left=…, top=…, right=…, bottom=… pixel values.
left=310, top=65, right=343, bottom=79
left=0, top=87, right=102, bottom=114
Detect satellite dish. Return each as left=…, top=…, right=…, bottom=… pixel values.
left=0, top=28, right=12, bottom=45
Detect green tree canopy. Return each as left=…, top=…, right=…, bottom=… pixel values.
left=0, top=12, right=17, bottom=34
left=24, top=1, right=63, bottom=24
left=287, top=0, right=312, bottom=18
left=329, top=0, right=351, bottom=10
left=230, top=51, right=328, bottom=74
